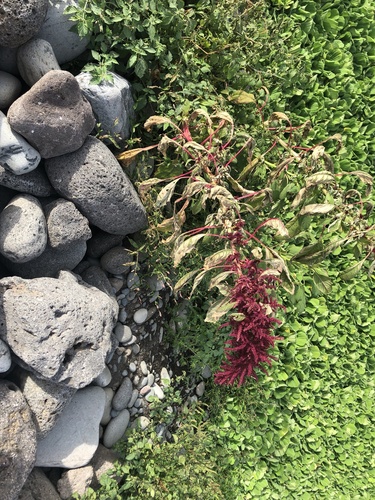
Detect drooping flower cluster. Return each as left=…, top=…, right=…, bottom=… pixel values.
left=214, top=258, right=283, bottom=386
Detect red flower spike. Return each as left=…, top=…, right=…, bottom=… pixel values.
left=214, top=259, right=284, bottom=386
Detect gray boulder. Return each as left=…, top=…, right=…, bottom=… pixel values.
left=44, top=198, right=91, bottom=249
left=0, top=111, right=41, bottom=175
left=18, top=371, right=76, bottom=438
left=0, top=194, right=47, bottom=263
left=0, top=271, right=119, bottom=388
left=0, top=380, right=37, bottom=500
left=45, top=135, right=148, bottom=234
left=0, top=163, right=55, bottom=197
left=0, top=0, right=48, bottom=48
left=0, top=71, right=22, bottom=109
left=76, top=71, right=134, bottom=146
left=18, top=468, right=61, bottom=500
left=36, top=0, right=90, bottom=65
left=35, top=386, right=105, bottom=468
left=3, top=239, right=88, bottom=278
left=7, top=70, right=95, bottom=158
left=17, top=38, right=61, bottom=87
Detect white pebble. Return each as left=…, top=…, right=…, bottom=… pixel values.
left=133, top=308, right=148, bottom=325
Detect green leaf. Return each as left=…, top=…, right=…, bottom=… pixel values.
left=339, top=259, right=366, bottom=281
left=228, top=90, right=256, bottom=104
left=208, top=271, right=235, bottom=292
left=312, top=272, right=332, bottom=294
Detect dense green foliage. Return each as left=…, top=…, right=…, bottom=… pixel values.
left=68, top=0, right=375, bottom=497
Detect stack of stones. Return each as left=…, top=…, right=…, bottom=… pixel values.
left=0, top=2, right=213, bottom=499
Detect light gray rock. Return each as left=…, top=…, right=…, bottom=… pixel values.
left=0, top=0, right=48, bottom=48
left=3, top=239, right=88, bottom=278
left=0, top=111, right=41, bottom=175
left=18, top=468, right=61, bottom=500
left=114, top=323, right=132, bottom=344
left=0, top=163, right=55, bottom=196
left=0, top=380, right=37, bottom=500
left=196, top=381, right=205, bottom=397
left=76, top=71, right=134, bottom=146
left=112, top=376, right=133, bottom=411
left=57, top=466, right=94, bottom=499
left=81, top=265, right=115, bottom=299
left=134, top=308, right=148, bottom=325
left=45, top=135, right=148, bottom=234
left=18, top=371, right=76, bottom=438
left=8, top=70, right=95, bottom=158
left=0, top=271, right=119, bottom=388
left=0, top=194, right=47, bottom=263
left=17, top=38, right=61, bottom=87
left=101, top=387, right=114, bottom=426
left=0, top=71, right=22, bottom=109
left=44, top=198, right=91, bottom=249
left=100, top=246, right=134, bottom=275
left=128, top=388, right=139, bottom=408
left=0, top=338, right=11, bottom=372
left=153, top=383, right=165, bottom=400
left=160, top=367, right=171, bottom=386
left=103, top=408, right=130, bottom=448
left=36, top=0, right=90, bottom=65
left=35, top=386, right=105, bottom=468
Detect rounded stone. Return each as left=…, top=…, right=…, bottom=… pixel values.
left=93, top=366, right=112, bottom=388
left=196, top=381, right=205, bottom=397
left=112, top=377, right=133, bottom=411
left=134, top=308, right=148, bottom=325
left=8, top=70, right=95, bottom=159
left=128, top=362, right=137, bottom=373
left=114, top=323, right=132, bottom=344
left=0, top=194, right=47, bottom=263
left=103, top=409, right=130, bottom=448
left=100, top=387, right=114, bottom=426
left=17, top=38, right=61, bottom=87
left=0, top=0, right=49, bottom=48
left=0, top=70, right=22, bottom=109
left=100, top=247, right=134, bottom=275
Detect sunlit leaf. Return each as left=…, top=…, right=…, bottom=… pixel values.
left=228, top=90, right=256, bottom=104
left=205, top=297, right=235, bottom=323
left=144, top=115, right=181, bottom=132
left=173, top=234, right=205, bottom=267
left=117, top=145, right=157, bottom=166
left=204, top=249, right=233, bottom=270
left=299, top=204, right=335, bottom=215
left=155, top=178, right=181, bottom=208
left=305, top=171, right=335, bottom=187
left=174, top=269, right=201, bottom=293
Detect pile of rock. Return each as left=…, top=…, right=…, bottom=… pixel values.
left=0, top=1, right=178, bottom=499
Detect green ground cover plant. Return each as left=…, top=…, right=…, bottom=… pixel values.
left=67, top=0, right=375, bottom=497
